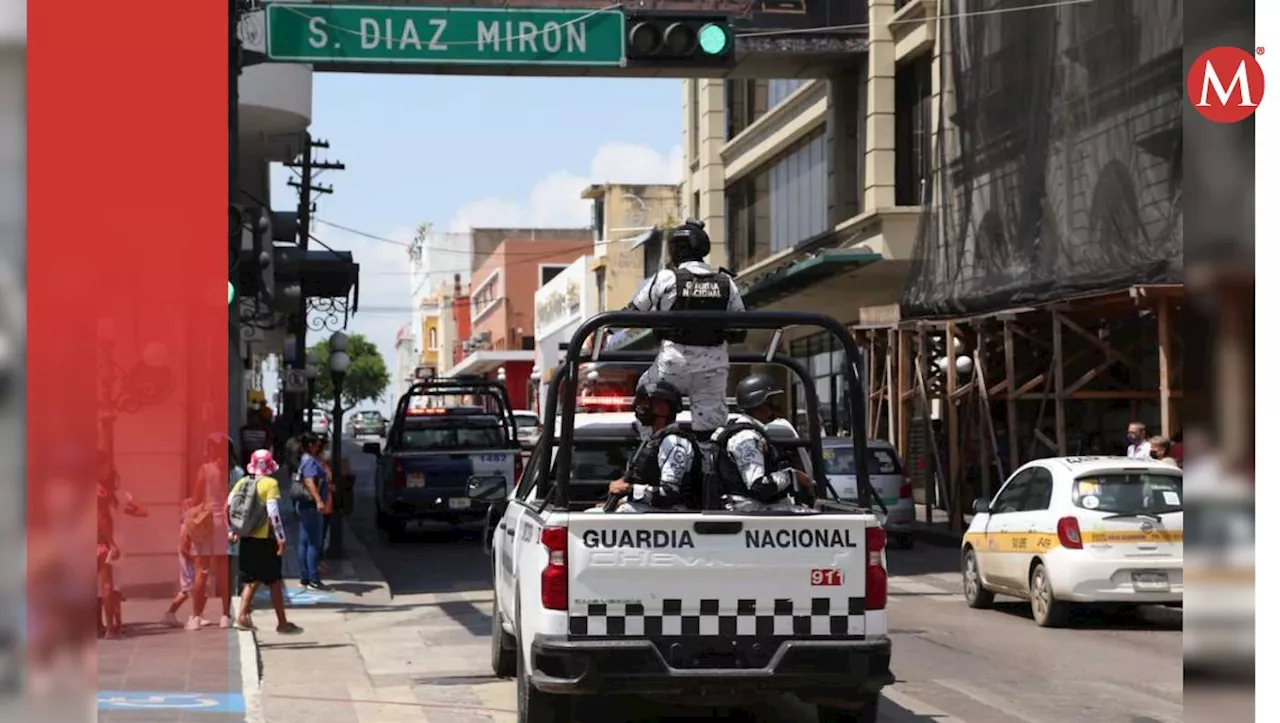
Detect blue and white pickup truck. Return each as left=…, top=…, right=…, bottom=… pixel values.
left=365, top=377, right=522, bottom=539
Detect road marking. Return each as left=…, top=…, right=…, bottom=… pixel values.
left=97, top=692, right=245, bottom=713
left=890, top=576, right=965, bottom=602
left=883, top=688, right=968, bottom=721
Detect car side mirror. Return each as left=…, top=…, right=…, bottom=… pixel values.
left=973, top=498, right=990, bottom=514
left=468, top=474, right=507, bottom=501
left=361, top=442, right=381, bottom=456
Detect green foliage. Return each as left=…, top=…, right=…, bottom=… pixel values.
left=308, top=333, right=390, bottom=409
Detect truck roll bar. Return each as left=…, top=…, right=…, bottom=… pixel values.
left=538, top=310, right=875, bottom=511
left=390, top=377, right=519, bottom=444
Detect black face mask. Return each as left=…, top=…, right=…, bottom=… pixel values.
left=633, top=400, right=656, bottom=427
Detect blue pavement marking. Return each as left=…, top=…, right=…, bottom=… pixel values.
left=253, top=585, right=334, bottom=606
left=98, top=692, right=245, bottom=713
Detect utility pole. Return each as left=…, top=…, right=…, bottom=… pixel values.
left=283, top=136, right=345, bottom=434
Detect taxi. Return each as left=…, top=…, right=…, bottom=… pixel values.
left=961, top=456, right=1183, bottom=627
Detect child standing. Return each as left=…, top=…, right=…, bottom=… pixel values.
left=162, top=499, right=199, bottom=627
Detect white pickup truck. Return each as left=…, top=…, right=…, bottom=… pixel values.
left=473, top=310, right=895, bottom=722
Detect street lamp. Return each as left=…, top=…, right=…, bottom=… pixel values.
left=327, top=331, right=352, bottom=558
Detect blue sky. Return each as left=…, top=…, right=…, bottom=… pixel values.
left=266, top=72, right=683, bottom=409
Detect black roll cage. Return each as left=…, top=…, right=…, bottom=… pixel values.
left=537, top=310, right=878, bottom=511
left=388, top=377, right=520, bottom=448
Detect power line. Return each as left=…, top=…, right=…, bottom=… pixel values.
left=735, top=0, right=1096, bottom=38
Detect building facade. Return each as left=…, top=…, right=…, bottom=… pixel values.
left=580, top=183, right=682, bottom=311
left=532, top=255, right=600, bottom=412
left=450, top=231, right=594, bottom=410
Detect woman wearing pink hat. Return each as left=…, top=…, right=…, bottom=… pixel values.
left=229, top=449, right=301, bottom=634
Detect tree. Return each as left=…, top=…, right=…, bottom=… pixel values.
left=308, top=333, right=390, bottom=410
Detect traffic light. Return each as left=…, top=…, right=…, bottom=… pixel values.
left=625, top=14, right=734, bottom=68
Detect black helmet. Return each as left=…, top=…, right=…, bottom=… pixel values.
left=735, top=374, right=782, bottom=411
left=667, top=219, right=711, bottom=264
left=648, top=381, right=685, bottom=417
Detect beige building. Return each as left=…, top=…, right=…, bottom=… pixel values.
left=680, top=0, right=942, bottom=323
left=581, top=183, right=682, bottom=311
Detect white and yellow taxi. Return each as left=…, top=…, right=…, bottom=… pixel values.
left=961, top=456, right=1183, bottom=627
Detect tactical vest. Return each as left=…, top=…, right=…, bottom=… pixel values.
left=714, top=421, right=786, bottom=502
left=657, top=268, right=733, bottom=346
left=624, top=426, right=704, bottom=509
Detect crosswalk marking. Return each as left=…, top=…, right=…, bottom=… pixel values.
left=890, top=575, right=966, bottom=602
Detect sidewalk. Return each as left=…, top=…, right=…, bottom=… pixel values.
left=247, top=519, right=516, bottom=723
left=98, top=599, right=247, bottom=722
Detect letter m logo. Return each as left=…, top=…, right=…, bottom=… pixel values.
left=1189, top=46, right=1266, bottom=124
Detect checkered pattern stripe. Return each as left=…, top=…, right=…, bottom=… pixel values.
left=568, top=598, right=867, bottom=638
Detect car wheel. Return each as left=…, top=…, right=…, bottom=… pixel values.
left=491, top=590, right=517, bottom=678
left=1029, top=562, right=1070, bottom=628
left=816, top=694, right=881, bottom=722
left=962, top=547, right=995, bottom=609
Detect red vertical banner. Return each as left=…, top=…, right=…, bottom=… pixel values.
left=28, top=0, right=228, bottom=714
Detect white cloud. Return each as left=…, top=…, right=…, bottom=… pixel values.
left=447, top=142, right=682, bottom=232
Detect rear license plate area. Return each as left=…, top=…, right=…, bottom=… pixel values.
left=407, top=473, right=425, bottom=488
left=1131, top=572, right=1170, bottom=592
left=448, top=498, right=470, bottom=510
left=662, top=638, right=777, bottom=670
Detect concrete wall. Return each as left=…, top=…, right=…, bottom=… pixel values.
left=592, top=183, right=682, bottom=309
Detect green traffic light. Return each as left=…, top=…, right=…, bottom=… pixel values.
left=229, top=280, right=236, bottom=304
left=698, top=24, right=729, bottom=55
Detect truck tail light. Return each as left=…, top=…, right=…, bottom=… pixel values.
left=898, top=482, right=912, bottom=500
left=392, top=459, right=406, bottom=489
left=1057, top=516, right=1083, bottom=550
left=866, top=525, right=887, bottom=611
left=541, top=526, right=569, bottom=611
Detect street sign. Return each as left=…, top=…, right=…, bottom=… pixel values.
left=285, top=369, right=307, bottom=393
left=265, top=4, right=626, bottom=68
left=97, top=692, right=246, bottom=713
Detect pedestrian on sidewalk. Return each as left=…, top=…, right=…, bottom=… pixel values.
left=1126, top=422, right=1151, bottom=459
left=231, top=449, right=302, bottom=635
left=294, top=434, right=332, bottom=591
left=1148, top=436, right=1179, bottom=468
left=184, top=434, right=239, bottom=630
left=97, top=452, right=147, bottom=639
left=162, top=499, right=199, bottom=628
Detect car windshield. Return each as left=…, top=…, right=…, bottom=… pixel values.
left=825, top=446, right=899, bottom=475
left=515, top=416, right=540, bottom=429
left=359, top=412, right=381, bottom=421
left=552, top=441, right=636, bottom=483
left=1072, top=472, right=1183, bottom=515
left=400, top=417, right=506, bottom=451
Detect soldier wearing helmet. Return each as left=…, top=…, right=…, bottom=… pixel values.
left=711, top=374, right=815, bottom=511
left=600, top=381, right=702, bottom=513
left=623, top=219, right=745, bottom=461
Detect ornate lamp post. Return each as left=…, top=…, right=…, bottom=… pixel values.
left=304, top=351, right=320, bottom=414
left=327, top=331, right=351, bottom=558
left=96, top=319, right=173, bottom=465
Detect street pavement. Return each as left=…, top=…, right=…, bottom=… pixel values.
left=247, top=438, right=1188, bottom=723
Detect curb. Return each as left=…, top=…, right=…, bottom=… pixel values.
left=231, top=599, right=264, bottom=723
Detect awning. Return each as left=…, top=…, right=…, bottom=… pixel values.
left=448, top=350, right=535, bottom=376
left=741, top=250, right=882, bottom=308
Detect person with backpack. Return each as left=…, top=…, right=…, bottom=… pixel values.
left=228, top=449, right=301, bottom=634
